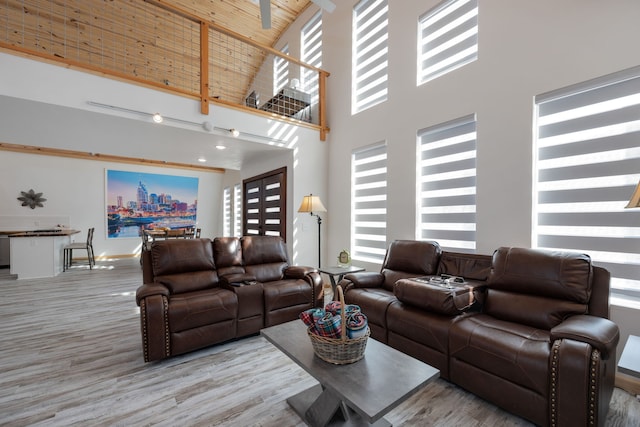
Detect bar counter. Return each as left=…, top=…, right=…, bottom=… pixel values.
left=7, top=229, right=80, bottom=279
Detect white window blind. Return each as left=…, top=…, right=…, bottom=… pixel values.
left=233, top=183, right=242, bottom=237
left=351, top=143, right=387, bottom=263
left=418, top=0, right=478, bottom=85
left=417, top=114, right=477, bottom=251
left=534, top=66, right=640, bottom=306
left=301, top=10, right=322, bottom=103
left=274, top=44, right=289, bottom=94
left=352, top=0, right=388, bottom=114
left=223, top=186, right=232, bottom=237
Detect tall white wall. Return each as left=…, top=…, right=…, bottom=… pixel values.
left=316, top=0, right=640, bottom=359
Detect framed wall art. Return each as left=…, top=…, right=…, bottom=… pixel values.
left=106, top=169, right=199, bottom=239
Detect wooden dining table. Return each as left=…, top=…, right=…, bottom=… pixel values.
left=143, top=228, right=191, bottom=241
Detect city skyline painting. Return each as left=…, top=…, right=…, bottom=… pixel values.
left=106, top=169, right=199, bottom=239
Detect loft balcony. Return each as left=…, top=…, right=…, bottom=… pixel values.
left=0, top=0, right=330, bottom=140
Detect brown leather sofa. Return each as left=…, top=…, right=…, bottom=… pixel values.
left=136, top=235, right=321, bottom=362
left=340, top=240, right=620, bottom=427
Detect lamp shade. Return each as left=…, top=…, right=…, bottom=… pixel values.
left=298, top=194, right=327, bottom=214
left=626, top=179, right=640, bottom=208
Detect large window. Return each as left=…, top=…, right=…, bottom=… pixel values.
left=418, top=0, right=478, bottom=85
left=301, top=10, right=322, bottom=103
left=352, top=0, right=388, bottom=114
left=534, top=66, right=640, bottom=307
left=223, top=184, right=243, bottom=237
left=274, top=44, right=290, bottom=94
left=233, top=183, right=242, bottom=237
left=351, top=143, right=387, bottom=263
left=417, top=115, right=477, bottom=251
left=223, top=186, right=232, bottom=236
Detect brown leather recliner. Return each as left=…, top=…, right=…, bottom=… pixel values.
left=136, top=236, right=322, bottom=362
left=449, top=247, right=619, bottom=427
left=137, top=238, right=238, bottom=362
left=340, top=241, right=619, bottom=426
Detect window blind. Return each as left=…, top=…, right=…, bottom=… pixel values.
left=351, top=143, right=387, bottom=263
left=233, top=183, right=242, bottom=237
left=534, top=66, right=640, bottom=306
left=274, top=44, right=289, bottom=94
left=301, top=10, right=322, bottom=103
left=417, top=114, right=477, bottom=251
left=223, top=186, right=232, bottom=237
left=352, top=0, right=388, bottom=114
left=418, top=0, right=478, bottom=85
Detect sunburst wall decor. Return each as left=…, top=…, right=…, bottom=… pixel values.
left=17, top=189, right=47, bottom=209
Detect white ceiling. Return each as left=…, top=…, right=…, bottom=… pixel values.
left=0, top=95, right=290, bottom=171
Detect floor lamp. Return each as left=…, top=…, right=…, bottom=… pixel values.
left=298, top=194, right=327, bottom=268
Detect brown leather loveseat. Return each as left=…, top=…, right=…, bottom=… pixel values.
left=136, top=235, right=321, bottom=362
left=340, top=240, right=620, bottom=427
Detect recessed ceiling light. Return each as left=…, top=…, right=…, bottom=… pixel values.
left=216, top=143, right=226, bottom=150
left=197, top=157, right=207, bottom=162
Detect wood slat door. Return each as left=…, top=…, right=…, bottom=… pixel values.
left=243, top=167, right=286, bottom=240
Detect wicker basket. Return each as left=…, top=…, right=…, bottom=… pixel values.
left=307, top=285, right=370, bottom=365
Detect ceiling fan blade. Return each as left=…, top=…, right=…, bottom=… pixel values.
left=259, top=0, right=271, bottom=29
left=311, top=0, right=336, bottom=13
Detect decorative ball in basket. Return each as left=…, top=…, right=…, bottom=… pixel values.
left=299, top=285, right=370, bottom=365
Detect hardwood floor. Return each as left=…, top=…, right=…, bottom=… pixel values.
left=0, top=258, right=638, bottom=426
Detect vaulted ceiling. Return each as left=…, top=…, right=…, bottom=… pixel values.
left=168, top=0, right=313, bottom=48
left=0, top=0, right=322, bottom=170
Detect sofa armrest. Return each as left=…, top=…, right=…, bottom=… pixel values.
left=285, top=265, right=317, bottom=279
left=136, top=283, right=170, bottom=306
left=550, top=315, right=619, bottom=359
left=339, top=272, right=384, bottom=291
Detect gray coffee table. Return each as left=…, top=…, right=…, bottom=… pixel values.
left=261, top=320, right=439, bottom=426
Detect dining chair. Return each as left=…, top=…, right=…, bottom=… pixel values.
left=63, top=227, right=95, bottom=271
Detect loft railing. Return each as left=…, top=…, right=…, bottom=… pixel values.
left=0, top=0, right=330, bottom=140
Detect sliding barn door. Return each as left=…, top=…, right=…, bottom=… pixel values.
left=243, top=167, right=287, bottom=240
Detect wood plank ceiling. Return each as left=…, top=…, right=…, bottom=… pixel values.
left=168, top=0, right=312, bottom=48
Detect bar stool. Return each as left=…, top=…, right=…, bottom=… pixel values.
left=63, top=228, right=95, bottom=271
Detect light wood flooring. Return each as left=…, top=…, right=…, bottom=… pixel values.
left=0, top=258, right=638, bottom=426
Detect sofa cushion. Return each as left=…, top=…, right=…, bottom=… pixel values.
left=156, top=270, right=219, bottom=295
left=152, top=238, right=215, bottom=277
left=168, top=288, right=237, bottom=333
left=241, top=235, right=289, bottom=265
left=387, top=300, right=453, bottom=355
left=382, top=240, right=441, bottom=276
left=484, top=289, right=587, bottom=330
left=344, top=287, right=396, bottom=342
left=486, top=247, right=592, bottom=329
left=263, top=279, right=312, bottom=311
left=489, top=247, right=593, bottom=303
left=437, top=251, right=492, bottom=281
left=449, top=314, right=551, bottom=397
left=245, top=263, right=287, bottom=283
left=213, top=237, right=245, bottom=276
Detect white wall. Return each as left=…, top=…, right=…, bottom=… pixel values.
left=316, top=0, right=640, bottom=359
left=0, top=151, right=224, bottom=257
